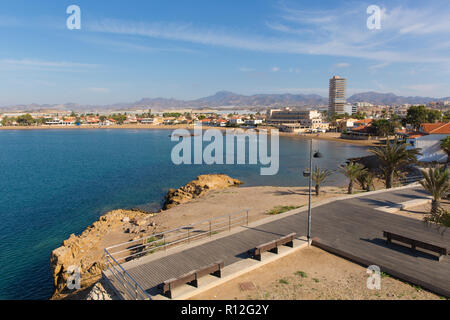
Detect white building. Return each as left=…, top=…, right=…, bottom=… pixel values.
left=244, top=119, right=263, bottom=126
left=405, top=123, right=450, bottom=162
left=267, top=109, right=325, bottom=129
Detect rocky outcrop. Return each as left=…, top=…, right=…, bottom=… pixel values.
left=50, top=174, right=242, bottom=299
left=86, top=280, right=117, bottom=300
left=163, top=174, right=243, bottom=209
left=50, top=209, right=154, bottom=299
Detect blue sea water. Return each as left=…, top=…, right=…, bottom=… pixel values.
left=0, top=129, right=368, bottom=299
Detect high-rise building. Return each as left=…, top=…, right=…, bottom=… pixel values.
left=329, top=76, right=347, bottom=115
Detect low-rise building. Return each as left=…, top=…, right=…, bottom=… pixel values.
left=403, top=122, right=450, bottom=162
left=267, top=108, right=326, bottom=130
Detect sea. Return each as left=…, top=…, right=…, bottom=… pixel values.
left=0, top=129, right=369, bottom=299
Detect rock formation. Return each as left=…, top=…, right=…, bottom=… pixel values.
left=163, top=174, right=243, bottom=209
left=49, top=209, right=152, bottom=299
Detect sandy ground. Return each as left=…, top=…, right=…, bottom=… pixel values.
left=190, top=246, right=442, bottom=300
left=146, top=185, right=347, bottom=235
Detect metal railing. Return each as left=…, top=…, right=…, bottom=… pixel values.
left=104, top=209, right=249, bottom=299
left=104, top=249, right=152, bottom=300
left=396, top=175, right=423, bottom=186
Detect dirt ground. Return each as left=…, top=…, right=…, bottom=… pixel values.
left=190, top=246, right=443, bottom=300
left=150, top=185, right=347, bottom=233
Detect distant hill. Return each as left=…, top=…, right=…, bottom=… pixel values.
left=347, top=92, right=449, bottom=105
left=1, top=91, right=449, bottom=112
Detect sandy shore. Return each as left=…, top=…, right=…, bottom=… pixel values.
left=190, top=246, right=441, bottom=300
left=0, top=124, right=379, bottom=146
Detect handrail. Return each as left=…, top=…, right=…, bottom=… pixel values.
left=104, top=209, right=250, bottom=299
left=104, top=248, right=152, bottom=300
left=106, top=209, right=248, bottom=250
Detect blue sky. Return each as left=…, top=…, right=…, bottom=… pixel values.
left=0, top=0, right=449, bottom=106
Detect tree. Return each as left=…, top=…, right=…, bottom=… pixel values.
left=443, top=111, right=450, bottom=122
left=424, top=207, right=450, bottom=231
left=353, top=111, right=366, bottom=120
left=16, top=114, right=35, bottom=126
left=369, top=139, right=421, bottom=188
left=372, top=119, right=400, bottom=137
left=440, top=136, right=450, bottom=163
left=1, top=116, right=13, bottom=126
left=357, top=171, right=376, bottom=192
left=311, top=166, right=333, bottom=196
left=405, top=105, right=429, bottom=130
left=427, top=109, right=442, bottom=123
left=419, top=167, right=450, bottom=214
left=339, top=162, right=367, bottom=194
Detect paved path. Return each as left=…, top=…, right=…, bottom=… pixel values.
left=104, top=186, right=450, bottom=299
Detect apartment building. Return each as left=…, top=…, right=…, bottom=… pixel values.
left=329, top=75, right=347, bottom=115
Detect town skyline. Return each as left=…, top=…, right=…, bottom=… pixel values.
left=2, top=88, right=450, bottom=112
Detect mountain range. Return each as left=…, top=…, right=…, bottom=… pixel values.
left=2, top=91, right=449, bottom=112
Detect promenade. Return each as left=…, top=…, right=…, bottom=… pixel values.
left=104, top=185, right=450, bottom=299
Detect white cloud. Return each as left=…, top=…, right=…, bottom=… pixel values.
left=402, top=83, right=447, bottom=97
left=369, top=62, right=390, bottom=71
left=271, top=67, right=280, bottom=72
left=79, top=36, right=199, bottom=55
left=334, top=62, right=350, bottom=68
left=88, top=87, right=110, bottom=93
left=0, top=58, right=99, bottom=71
left=239, top=67, right=254, bottom=72
left=85, top=3, right=450, bottom=68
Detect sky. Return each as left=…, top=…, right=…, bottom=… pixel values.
left=0, top=0, right=449, bottom=106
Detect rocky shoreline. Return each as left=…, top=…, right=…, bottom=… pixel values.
left=163, top=174, right=242, bottom=209
left=49, top=174, right=242, bottom=300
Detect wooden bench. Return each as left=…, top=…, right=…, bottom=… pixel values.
left=161, top=260, right=224, bottom=298
left=251, top=233, right=296, bottom=261
left=383, top=231, right=448, bottom=261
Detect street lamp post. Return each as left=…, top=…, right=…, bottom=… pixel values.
left=306, top=138, right=322, bottom=245
left=307, top=139, right=313, bottom=244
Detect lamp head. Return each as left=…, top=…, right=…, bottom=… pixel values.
left=313, top=151, right=323, bottom=158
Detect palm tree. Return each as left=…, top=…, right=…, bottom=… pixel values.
left=312, top=166, right=333, bottom=196
left=440, top=137, right=450, bottom=164
left=339, top=162, right=367, bottom=194
left=419, top=167, right=450, bottom=214
left=424, top=207, right=450, bottom=231
left=357, top=171, right=376, bottom=192
left=369, top=139, right=421, bottom=189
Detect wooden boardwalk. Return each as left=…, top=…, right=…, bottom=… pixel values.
left=104, top=186, right=450, bottom=298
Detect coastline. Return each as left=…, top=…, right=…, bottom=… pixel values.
left=0, top=124, right=379, bottom=146
left=50, top=176, right=351, bottom=300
